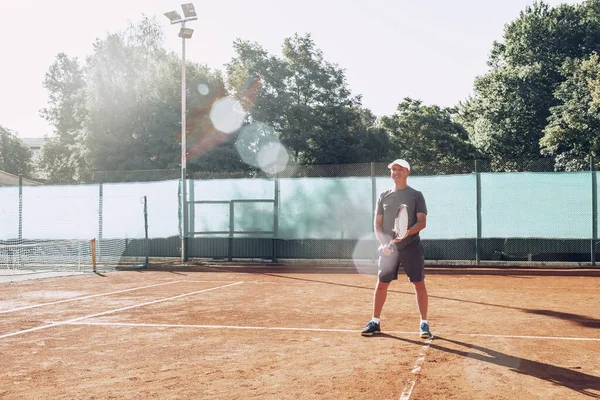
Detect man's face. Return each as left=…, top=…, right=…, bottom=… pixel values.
left=390, top=164, right=409, bottom=180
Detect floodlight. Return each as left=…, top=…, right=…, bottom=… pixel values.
left=181, top=3, right=197, bottom=18
left=179, top=27, right=194, bottom=39
left=164, top=10, right=182, bottom=22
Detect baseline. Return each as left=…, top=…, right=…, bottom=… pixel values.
left=49, top=322, right=600, bottom=341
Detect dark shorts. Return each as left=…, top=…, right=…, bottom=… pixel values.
left=378, top=239, right=425, bottom=283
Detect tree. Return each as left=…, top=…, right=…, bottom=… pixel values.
left=460, top=1, right=600, bottom=170
left=458, top=62, right=554, bottom=170
left=540, top=53, right=600, bottom=170
left=226, top=34, right=380, bottom=166
left=40, top=16, right=228, bottom=182
left=38, top=53, right=88, bottom=183
left=0, top=126, right=33, bottom=177
left=85, top=17, right=231, bottom=178
left=305, top=107, right=393, bottom=164
left=382, top=98, right=480, bottom=174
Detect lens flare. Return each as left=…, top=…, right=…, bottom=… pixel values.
left=352, top=233, right=379, bottom=275
left=210, top=97, right=245, bottom=134
left=257, top=142, right=289, bottom=174
left=197, top=83, right=209, bottom=95
left=235, top=123, right=276, bottom=166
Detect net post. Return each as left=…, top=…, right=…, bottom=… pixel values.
left=91, top=238, right=97, bottom=273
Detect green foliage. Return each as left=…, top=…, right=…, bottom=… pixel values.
left=38, top=2, right=600, bottom=179
left=459, top=63, right=555, bottom=170
left=36, top=136, right=87, bottom=184
left=226, top=34, right=382, bottom=165
left=0, top=126, right=33, bottom=177
left=83, top=25, right=180, bottom=173
left=40, top=16, right=227, bottom=182
left=39, top=53, right=89, bottom=183
left=541, top=53, right=600, bottom=170
left=382, top=99, right=480, bottom=173
left=461, top=0, right=600, bottom=171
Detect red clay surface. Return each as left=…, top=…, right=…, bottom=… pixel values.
left=0, top=264, right=598, bottom=399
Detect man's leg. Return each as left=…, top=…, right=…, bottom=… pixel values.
left=362, top=252, right=397, bottom=336
left=412, top=280, right=428, bottom=320
left=361, top=280, right=389, bottom=336
left=373, top=280, right=390, bottom=318
left=399, top=241, right=431, bottom=338
left=413, top=279, right=432, bottom=338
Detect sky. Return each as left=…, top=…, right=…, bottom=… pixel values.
left=0, top=0, right=578, bottom=139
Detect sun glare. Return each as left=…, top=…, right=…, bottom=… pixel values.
left=209, top=97, right=245, bottom=134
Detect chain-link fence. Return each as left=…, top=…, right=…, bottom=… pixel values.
left=3, top=157, right=599, bottom=267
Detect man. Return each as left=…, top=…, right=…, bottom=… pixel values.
left=361, top=159, right=431, bottom=339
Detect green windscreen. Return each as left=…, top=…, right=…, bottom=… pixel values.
left=480, top=172, right=592, bottom=239
left=1, top=172, right=597, bottom=243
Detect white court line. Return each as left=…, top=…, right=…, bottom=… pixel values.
left=0, top=282, right=243, bottom=340
left=0, top=281, right=183, bottom=314
left=456, top=332, right=600, bottom=341
left=182, top=280, right=329, bottom=285
left=0, top=280, right=241, bottom=314
left=399, top=336, right=434, bottom=400
left=46, top=323, right=600, bottom=342
left=60, top=321, right=410, bottom=333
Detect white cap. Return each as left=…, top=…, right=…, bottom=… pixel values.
left=387, top=159, right=410, bottom=171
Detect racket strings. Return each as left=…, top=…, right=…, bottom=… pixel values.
left=394, top=206, right=409, bottom=235
left=393, top=217, right=401, bottom=233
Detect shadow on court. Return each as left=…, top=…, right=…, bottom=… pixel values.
left=525, top=309, right=600, bottom=329
left=381, top=334, right=600, bottom=398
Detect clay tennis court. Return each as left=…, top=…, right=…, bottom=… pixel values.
left=0, top=264, right=599, bottom=399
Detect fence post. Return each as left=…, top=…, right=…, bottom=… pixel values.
left=371, top=163, right=377, bottom=263
left=475, top=160, right=482, bottom=264
left=98, top=182, right=103, bottom=264
left=228, top=201, right=234, bottom=261
left=189, top=179, right=195, bottom=243
left=273, top=177, right=279, bottom=263
left=371, top=162, right=376, bottom=220
left=182, top=178, right=189, bottom=262
left=143, top=196, right=149, bottom=268
left=592, top=155, right=597, bottom=266
left=18, top=176, right=23, bottom=243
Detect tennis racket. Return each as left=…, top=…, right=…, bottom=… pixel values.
left=387, top=204, right=409, bottom=249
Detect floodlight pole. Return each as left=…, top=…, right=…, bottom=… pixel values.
left=165, top=4, right=197, bottom=262
left=181, top=22, right=188, bottom=262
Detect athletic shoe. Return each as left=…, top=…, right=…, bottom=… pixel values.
left=420, top=321, right=432, bottom=339
left=361, top=321, right=381, bottom=336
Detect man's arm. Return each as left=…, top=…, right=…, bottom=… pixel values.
left=374, top=214, right=388, bottom=247
left=406, top=212, right=427, bottom=237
